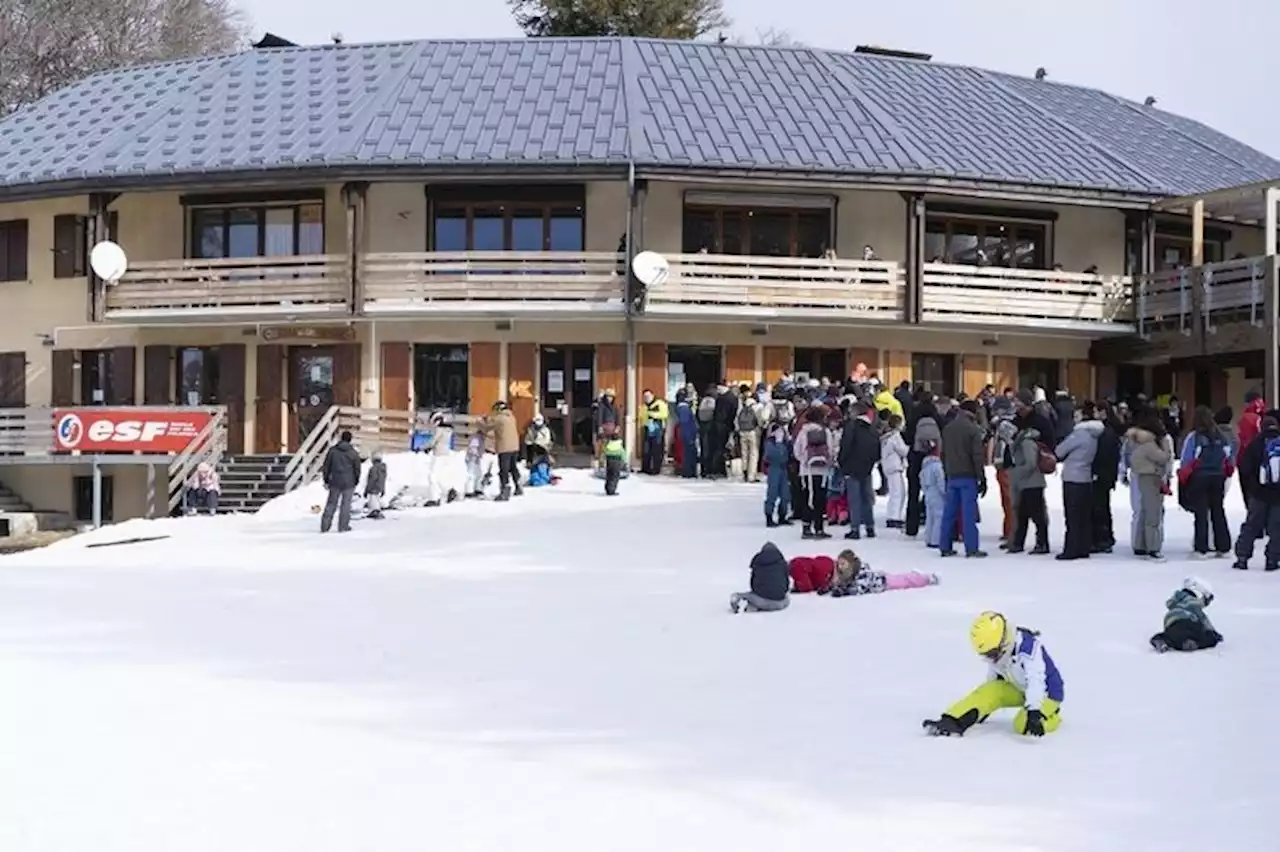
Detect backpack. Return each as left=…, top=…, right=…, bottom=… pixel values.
left=1035, top=442, right=1057, bottom=474
left=1260, top=436, right=1280, bottom=486
left=697, top=397, right=716, bottom=423
left=736, top=403, right=759, bottom=433
left=805, top=426, right=830, bottom=467
left=1195, top=434, right=1226, bottom=475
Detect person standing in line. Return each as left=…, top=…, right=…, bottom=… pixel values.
left=1127, top=415, right=1172, bottom=561
left=1180, top=405, right=1233, bottom=558
left=1091, top=402, right=1123, bottom=554
left=794, top=406, right=835, bottom=540
left=711, top=382, right=740, bottom=478
left=904, top=391, right=940, bottom=539
left=320, top=429, right=362, bottom=533
left=838, top=401, right=882, bottom=540
left=880, top=413, right=909, bottom=529
left=1233, top=413, right=1280, bottom=571
left=939, top=400, right=988, bottom=558
left=735, top=384, right=763, bottom=483
left=1054, top=403, right=1104, bottom=561
left=639, top=389, right=668, bottom=476
left=489, top=400, right=522, bottom=502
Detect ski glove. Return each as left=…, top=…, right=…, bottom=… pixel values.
left=1024, top=709, right=1045, bottom=737
left=978, top=477, right=988, bottom=497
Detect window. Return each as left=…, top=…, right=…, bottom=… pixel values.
left=176, top=347, right=221, bottom=406
left=794, top=348, right=847, bottom=383
left=73, top=474, right=113, bottom=523
left=681, top=206, right=831, bottom=257
left=1154, top=235, right=1224, bottom=271
left=189, top=203, right=324, bottom=259
left=925, top=216, right=1048, bottom=269
left=413, top=344, right=469, bottom=413
left=53, top=215, right=88, bottom=278
left=1018, top=359, right=1060, bottom=396
left=79, top=349, right=116, bottom=406
left=911, top=353, right=956, bottom=397
left=0, top=219, right=29, bottom=281
left=431, top=204, right=584, bottom=252
left=666, top=346, right=723, bottom=399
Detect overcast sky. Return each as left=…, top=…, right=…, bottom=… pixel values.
left=236, top=0, right=1279, bottom=159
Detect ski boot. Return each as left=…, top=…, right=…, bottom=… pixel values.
left=495, top=487, right=511, bottom=503
left=922, top=715, right=965, bottom=737
left=777, top=510, right=794, bottom=526
left=514, top=483, right=524, bottom=497
left=766, top=512, right=778, bottom=528
left=729, top=594, right=750, bottom=614
left=801, top=524, right=815, bottom=540
left=1150, top=635, right=1171, bottom=653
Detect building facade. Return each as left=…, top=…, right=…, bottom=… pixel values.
left=0, top=37, right=1277, bottom=521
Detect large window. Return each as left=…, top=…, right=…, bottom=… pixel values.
left=189, top=202, right=324, bottom=259
left=925, top=216, right=1047, bottom=269
left=79, top=349, right=117, bottom=405
left=911, top=353, right=956, bottom=398
left=414, top=345, right=469, bottom=413
left=432, top=204, right=584, bottom=251
left=176, top=347, right=221, bottom=406
left=682, top=206, right=830, bottom=257
left=0, top=219, right=29, bottom=281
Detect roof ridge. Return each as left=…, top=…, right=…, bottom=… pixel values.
left=812, top=50, right=935, bottom=174
left=1109, top=94, right=1257, bottom=176
left=618, top=39, right=644, bottom=165
left=975, top=67, right=1170, bottom=194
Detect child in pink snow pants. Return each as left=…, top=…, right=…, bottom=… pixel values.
left=826, top=549, right=939, bottom=597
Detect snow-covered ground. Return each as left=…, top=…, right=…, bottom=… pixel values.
left=2, top=465, right=1278, bottom=851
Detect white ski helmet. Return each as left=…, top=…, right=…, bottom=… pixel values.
left=1183, top=575, right=1214, bottom=603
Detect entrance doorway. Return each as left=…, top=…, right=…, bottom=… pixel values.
left=1018, top=358, right=1061, bottom=397
left=289, top=346, right=336, bottom=447
left=666, top=345, right=722, bottom=398
left=795, top=348, right=846, bottom=383
left=540, top=345, right=595, bottom=451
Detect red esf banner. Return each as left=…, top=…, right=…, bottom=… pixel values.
left=52, top=409, right=212, bottom=454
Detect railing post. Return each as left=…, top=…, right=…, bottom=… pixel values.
left=1138, top=278, right=1148, bottom=339
left=1178, top=268, right=1190, bottom=336
left=1202, top=265, right=1215, bottom=335
left=1251, top=259, right=1262, bottom=327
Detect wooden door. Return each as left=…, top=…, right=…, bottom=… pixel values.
left=762, top=346, right=792, bottom=384
left=380, top=343, right=411, bottom=412
left=847, top=347, right=879, bottom=380
left=143, top=345, right=171, bottom=405
left=993, top=356, right=1018, bottom=394
left=508, top=342, right=537, bottom=433
left=51, top=350, right=75, bottom=406
left=885, top=350, right=911, bottom=388
left=469, top=342, right=502, bottom=415
left=1174, top=370, right=1196, bottom=414
left=334, top=343, right=360, bottom=407
left=0, top=352, right=25, bottom=407
left=961, top=354, right=989, bottom=397
left=724, top=345, right=755, bottom=388
left=219, top=344, right=246, bottom=454
left=637, top=343, right=667, bottom=401
left=1065, top=360, right=1093, bottom=400
left=255, top=344, right=284, bottom=454
left=1095, top=364, right=1117, bottom=402
left=596, top=344, right=626, bottom=413
left=109, top=346, right=135, bottom=405
left=289, top=346, right=338, bottom=450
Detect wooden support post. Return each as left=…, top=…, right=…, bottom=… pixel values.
left=1266, top=187, right=1278, bottom=257
left=1268, top=257, right=1280, bottom=405
left=1191, top=199, right=1205, bottom=268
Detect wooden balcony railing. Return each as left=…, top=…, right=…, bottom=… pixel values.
left=644, top=254, right=906, bottom=321
left=921, top=263, right=1133, bottom=331
left=104, top=255, right=352, bottom=319
left=1135, top=255, right=1279, bottom=337
left=360, top=251, right=626, bottom=314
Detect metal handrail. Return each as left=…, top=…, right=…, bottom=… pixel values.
left=284, top=405, right=342, bottom=492
left=166, top=407, right=228, bottom=513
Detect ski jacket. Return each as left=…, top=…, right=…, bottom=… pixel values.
left=1055, top=419, right=1105, bottom=484
left=920, top=455, right=946, bottom=503
left=748, top=542, right=790, bottom=602
left=880, top=428, right=909, bottom=474
left=364, top=460, right=388, bottom=496
left=989, top=628, right=1065, bottom=710
left=1163, top=589, right=1217, bottom=633
left=1239, top=397, right=1268, bottom=451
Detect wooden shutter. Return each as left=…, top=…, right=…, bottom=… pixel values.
left=468, top=342, right=501, bottom=415
left=847, top=347, right=879, bottom=379
left=380, top=342, right=411, bottom=412
left=508, top=342, right=537, bottom=433
left=993, top=356, right=1018, bottom=394
left=637, top=343, right=667, bottom=401
left=334, top=343, right=361, bottom=406
left=884, top=350, right=911, bottom=388
left=724, top=345, right=754, bottom=387
left=255, top=344, right=284, bottom=454
left=51, top=349, right=76, bottom=406
left=961, top=354, right=989, bottom=397
left=595, top=344, right=626, bottom=414
left=0, top=352, right=25, bottom=407
left=109, top=346, right=135, bottom=405
left=1065, top=360, right=1093, bottom=400
left=1095, top=364, right=1117, bottom=402
left=143, top=345, right=171, bottom=405
left=0, top=220, right=28, bottom=281
left=763, top=346, right=792, bottom=383
left=218, top=343, right=246, bottom=454
left=53, top=214, right=86, bottom=278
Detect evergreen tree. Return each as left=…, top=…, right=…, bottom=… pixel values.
left=509, top=0, right=730, bottom=40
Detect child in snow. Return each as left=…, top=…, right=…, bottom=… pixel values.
left=919, top=441, right=947, bottom=548
left=1150, top=576, right=1222, bottom=653
left=730, top=542, right=791, bottom=613
left=763, top=420, right=794, bottom=527
left=364, top=450, right=388, bottom=519
left=826, top=549, right=938, bottom=597
left=924, top=611, right=1064, bottom=738
left=793, top=407, right=836, bottom=540
left=524, top=414, right=555, bottom=487
left=788, top=554, right=835, bottom=594
left=603, top=436, right=626, bottom=496
left=424, top=413, right=456, bottom=507
left=880, top=414, right=909, bottom=528
left=464, top=430, right=487, bottom=498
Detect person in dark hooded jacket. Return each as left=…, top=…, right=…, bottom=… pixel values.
left=1090, top=403, right=1122, bottom=553
left=1052, top=391, right=1076, bottom=443
left=838, top=402, right=882, bottom=539
left=321, top=430, right=362, bottom=533
left=1234, top=413, right=1280, bottom=571
left=730, top=542, right=791, bottom=613
left=710, top=383, right=740, bottom=477
left=905, top=393, right=940, bottom=538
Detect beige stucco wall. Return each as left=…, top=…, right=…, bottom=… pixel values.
left=1052, top=205, right=1127, bottom=274
left=3, top=462, right=157, bottom=519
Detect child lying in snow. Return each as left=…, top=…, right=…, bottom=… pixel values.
left=730, top=542, right=791, bottom=613
left=824, top=549, right=939, bottom=597
left=1150, top=576, right=1223, bottom=653
left=789, top=554, right=835, bottom=593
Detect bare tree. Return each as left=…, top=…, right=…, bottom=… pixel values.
left=0, top=0, right=249, bottom=115
left=752, top=27, right=801, bottom=47
left=510, top=0, right=729, bottom=40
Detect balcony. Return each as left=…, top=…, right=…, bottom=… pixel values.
left=359, top=252, right=626, bottom=316
left=921, top=263, right=1133, bottom=333
left=104, top=255, right=352, bottom=321
left=642, top=254, right=906, bottom=322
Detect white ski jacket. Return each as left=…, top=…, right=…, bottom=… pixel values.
left=987, top=628, right=1065, bottom=710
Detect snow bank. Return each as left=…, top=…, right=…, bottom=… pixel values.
left=255, top=451, right=515, bottom=521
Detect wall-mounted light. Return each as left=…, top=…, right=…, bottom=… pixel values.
left=495, top=319, right=512, bottom=332
left=35, top=332, right=54, bottom=347
left=750, top=325, right=769, bottom=337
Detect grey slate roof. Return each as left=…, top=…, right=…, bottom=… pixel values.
left=0, top=37, right=1276, bottom=200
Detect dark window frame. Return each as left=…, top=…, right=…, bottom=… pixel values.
left=412, top=343, right=471, bottom=413
left=0, top=219, right=29, bottom=281
left=175, top=346, right=222, bottom=406
left=681, top=205, right=833, bottom=258
left=910, top=353, right=957, bottom=398
left=53, top=214, right=88, bottom=278
left=186, top=201, right=325, bottom=260
left=925, top=214, right=1051, bottom=269
left=428, top=201, right=585, bottom=252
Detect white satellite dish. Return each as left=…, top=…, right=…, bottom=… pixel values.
left=89, top=241, right=128, bottom=283
left=631, top=251, right=670, bottom=287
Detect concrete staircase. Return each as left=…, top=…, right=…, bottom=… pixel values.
left=0, top=478, right=75, bottom=537
left=214, top=454, right=293, bottom=514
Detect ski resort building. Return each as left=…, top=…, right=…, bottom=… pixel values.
left=0, top=37, right=1275, bottom=525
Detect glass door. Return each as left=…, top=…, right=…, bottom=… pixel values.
left=569, top=347, right=596, bottom=451
left=292, top=347, right=335, bottom=444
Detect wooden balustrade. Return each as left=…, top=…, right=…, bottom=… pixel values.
left=104, top=255, right=351, bottom=319
left=921, top=263, right=1133, bottom=330
left=645, top=253, right=906, bottom=320
left=360, top=251, right=626, bottom=314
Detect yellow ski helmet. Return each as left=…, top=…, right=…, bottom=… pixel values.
left=970, top=611, right=1013, bottom=660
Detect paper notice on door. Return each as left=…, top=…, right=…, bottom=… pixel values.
left=547, top=370, right=564, bottom=393
left=574, top=368, right=591, bottom=382
left=310, top=365, right=323, bottom=382
left=187, top=391, right=201, bottom=406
